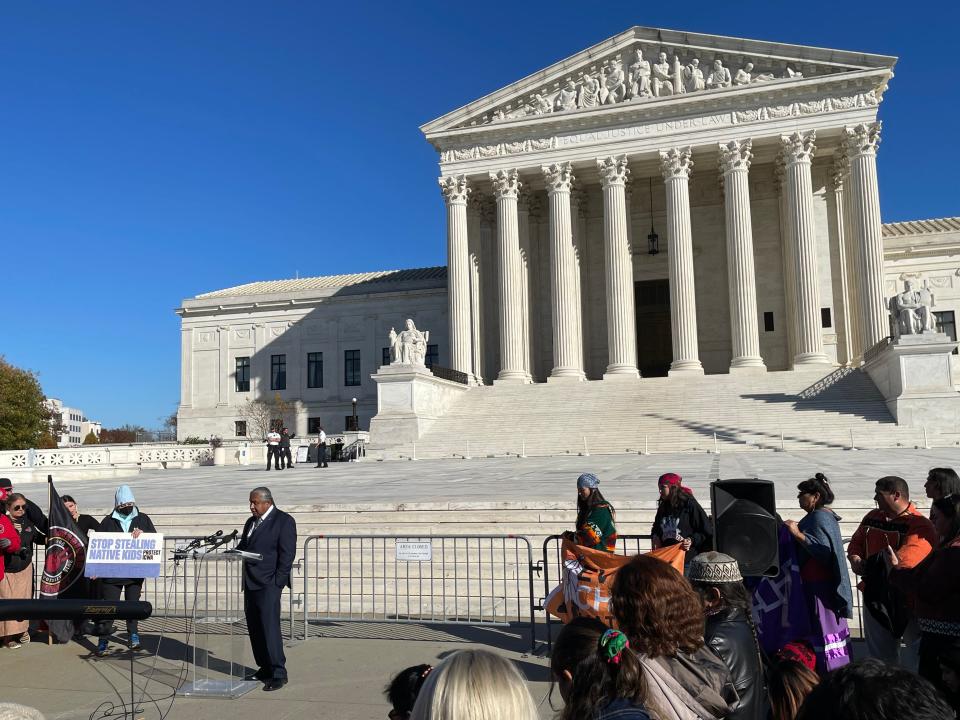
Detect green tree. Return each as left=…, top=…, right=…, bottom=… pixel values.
left=82, top=430, right=100, bottom=445
left=0, top=356, right=52, bottom=450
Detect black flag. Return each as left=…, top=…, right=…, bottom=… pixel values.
left=40, top=476, right=88, bottom=641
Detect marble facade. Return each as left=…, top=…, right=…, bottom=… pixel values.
left=424, top=26, right=896, bottom=383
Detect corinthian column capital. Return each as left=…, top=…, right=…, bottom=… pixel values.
left=843, top=121, right=882, bottom=158
left=718, top=139, right=753, bottom=174
left=489, top=168, right=521, bottom=199
left=439, top=174, right=470, bottom=204
left=779, top=130, right=817, bottom=165
left=541, top=162, right=575, bottom=194
left=659, top=147, right=694, bottom=181
left=597, top=155, right=630, bottom=188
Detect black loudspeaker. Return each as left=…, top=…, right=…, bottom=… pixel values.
left=711, top=479, right=779, bottom=577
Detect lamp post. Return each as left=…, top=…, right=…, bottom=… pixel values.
left=351, top=397, right=358, bottom=431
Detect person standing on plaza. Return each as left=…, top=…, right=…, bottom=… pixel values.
left=571, top=473, right=617, bottom=552
left=96, top=485, right=156, bottom=655
left=0, top=493, right=38, bottom=649
left=314, top=426, right=328, bottom=469
left=265, top=428, right=281, bottom=471
left=651, top=472, right=712, bottom=561
left=885, top=493, right=960, bottom=713
left=688, top=551, right=768, bottom=720
left=237, top=487, right=297, bottom=691
left=59, top=494, right=101, bottom=614
left=278, top=428, right=294, bottom=469
left=925, top=467, right=960, bottom=503
left=847, top=475, right=936, bottom=669
left=783, top=473, right=853, bottom=673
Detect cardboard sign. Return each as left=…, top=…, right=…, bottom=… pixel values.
left=296, top=445, right=309, bottom=463
left=85, top=531, right=164, bottom=578
left=395, top=541, right=432, bottom=562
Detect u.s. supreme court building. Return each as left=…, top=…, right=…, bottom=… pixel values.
left=176, top=27, right=960, bottom=452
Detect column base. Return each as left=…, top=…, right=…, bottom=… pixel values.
left=494, top=371, right=533, bottom=385
left=668, top=360, right=704, bottom=376
left=729, top=357, right=767, bottom=373
left=548, top=369, right=586, bottom=383
left=603, top=365, right=640, bottom=380
left=792, top=353, right=833, bottom=368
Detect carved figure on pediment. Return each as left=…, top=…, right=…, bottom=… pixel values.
left=556, top=79, right=578, bottom=111
left=600, top=60, right=626, bottom=104
left=889, top=278, right=937, bottom=338
left=706, top=59, right=732, bottom=89
left=532, top=93, right=553, bottom=115
left=785, top=66, right=803, bottom=79
left=578, top=74, right=601, bottom=109
left=684, top=58, right=705, bottom=92
left=652, top=52, right=674, bottom=96
left=628, top=49, right=652, bottom=98
left=733, top=62, right=753, bottom=86
left=390, top=319, right=430, bottom=366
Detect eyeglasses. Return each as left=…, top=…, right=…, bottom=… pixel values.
left=10, top=505, right=26, bottom=511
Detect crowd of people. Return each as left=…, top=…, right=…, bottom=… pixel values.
left=381, top=467, right=960, bottom=719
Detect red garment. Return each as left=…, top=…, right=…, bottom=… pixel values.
left=0, top=514, right=23, bottom=582
left=847, top=503, right=936, bottom=569
left=658, top=472, right=694, bottom=495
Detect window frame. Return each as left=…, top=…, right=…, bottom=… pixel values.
left=307, top=351, right=324, bottom=389
left=344, top=349, right=361, bottom=387
left=235, top=356, right=251, bottom=392
left=270, top=354, right=287, bottom=391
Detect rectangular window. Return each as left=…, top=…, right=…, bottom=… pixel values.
left=235, top=420, right=247, bottom=437
left=763, top=312, right=775, bottom=332
left=382, top=347, right=391, bottom=367
left=344, top=349, right=361, bottom=386
left=307, top=352, right=324, bottom=388
left=821, top=308, right=832, bottom=329
left=426, top=344, right=439, bottom=368
left=935, top=311, right=958, bottom=355
left=307, top=417, right=323, bottom=434
left=270, top=354, right=287, bottom=390
left=235, top=357, right=250, bottom=392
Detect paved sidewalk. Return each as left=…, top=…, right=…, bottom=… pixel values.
left=0, top=624, right=553, bottom=720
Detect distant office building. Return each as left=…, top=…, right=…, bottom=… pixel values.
left=46, top=398, right=101, bottom=446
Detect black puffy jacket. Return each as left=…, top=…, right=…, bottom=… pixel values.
left=704, top=607, right=769, bottom=720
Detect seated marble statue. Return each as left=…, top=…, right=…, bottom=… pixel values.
left=390, top=319, right=430, bottom=365
left=889, top=279, right=937, bottom=337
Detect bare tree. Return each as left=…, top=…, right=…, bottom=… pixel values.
left=238, top=399, right=272, bottom=440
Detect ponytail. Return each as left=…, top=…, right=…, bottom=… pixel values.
left=797, top=473, right=834, bottom=507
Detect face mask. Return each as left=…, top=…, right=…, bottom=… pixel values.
left=116, top=506, right=133, bottom=516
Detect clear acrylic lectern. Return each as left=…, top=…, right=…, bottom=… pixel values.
left=176, top=548, right=261, bottom=698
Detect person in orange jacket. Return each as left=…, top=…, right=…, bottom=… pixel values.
left=847, top=475, right=937, bottom=669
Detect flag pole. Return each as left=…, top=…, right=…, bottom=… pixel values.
left=47, top=475, right=53, bottom=646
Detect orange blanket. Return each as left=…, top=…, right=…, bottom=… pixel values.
left=545, top=538, right=686, bottom=626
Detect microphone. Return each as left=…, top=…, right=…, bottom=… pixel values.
left=200, top=529, right=224, bottom=545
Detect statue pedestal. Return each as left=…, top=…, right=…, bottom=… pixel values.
left=368, top=364, right=470, bottom=446
left=863, top=332, right=960, bottom=430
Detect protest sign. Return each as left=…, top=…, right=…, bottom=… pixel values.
left=85, top=531, right=164, bottom=578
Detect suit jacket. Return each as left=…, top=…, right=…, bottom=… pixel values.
left=237, top=507, right=297, bottom=592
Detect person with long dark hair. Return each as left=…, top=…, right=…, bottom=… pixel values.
left=611, top=554, right=738, bottom=718
left=766, top=642, right=820, bottom=720
left=651, top=473, right=711, bottom=560
left=885, top=493, right=960, bottom=713
left=925, top=467, right=960, bottom=502
left=384, top=663, right=432, bottom=720
left=688, top=552, right=768, bottom=720
left=553, top=621, right=652, bottom=720
left=573, top=473, right=617, bottom=553
left=0, top=493, right=37, bottom=649
left=783, top=473, right=852, bottom=673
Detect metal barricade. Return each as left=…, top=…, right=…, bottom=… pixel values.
left=301, top=535, right=537, bottom=652
left=537, top=534, right=653, bottom=650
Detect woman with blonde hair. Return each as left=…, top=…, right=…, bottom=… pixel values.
left=410, top=649, right=539, bottom=720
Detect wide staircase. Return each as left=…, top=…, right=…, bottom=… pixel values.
left=372, top=367, right=945, bottom=460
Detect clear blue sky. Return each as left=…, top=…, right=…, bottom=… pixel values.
left=1, top=1, right=954, bottom=428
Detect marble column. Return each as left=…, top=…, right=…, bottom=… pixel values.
left=597, top=155, right=639, bottom=378
left=490, top=169, right=532, bottom=383
left=779, top=131, right=829, bottom=366
left=517, top=189, right=533, bottom=379
left=439, top=175, right=473, bottom=379
left=719, top=139, right=765, bottom=372
left=467, top=195, right=486, bottom=384
left=541, top=162, right=585, bottom=381
left=837, top=152, right=862, bottom=363
left=844, top=122, right=887, bottom=353
left=217, top=325, right=230, bottom=405
left=572, top=184, right=590, bottom=375
left=830, top=155, right=856, bottom=366
left=659, top=147, right=703, bottom=374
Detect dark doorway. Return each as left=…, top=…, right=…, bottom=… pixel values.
left=635, top=279, right=672, bottom=377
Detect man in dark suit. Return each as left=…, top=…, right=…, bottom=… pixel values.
left=237, top=486, right=297, bottom=690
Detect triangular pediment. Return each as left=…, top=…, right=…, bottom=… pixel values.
left=421, top=26, right=896, bottom=138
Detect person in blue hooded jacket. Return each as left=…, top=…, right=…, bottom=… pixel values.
left=95, top=485, right=156, bottom=655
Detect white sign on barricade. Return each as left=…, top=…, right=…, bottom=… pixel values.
left=395, top=541, right=432, bottom=562
left=296, top=445, right=309, bottom=463
left=85, top=531, right=164, bottom=578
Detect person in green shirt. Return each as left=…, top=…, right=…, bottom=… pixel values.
left=573, top=473, right=618, bottom=552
